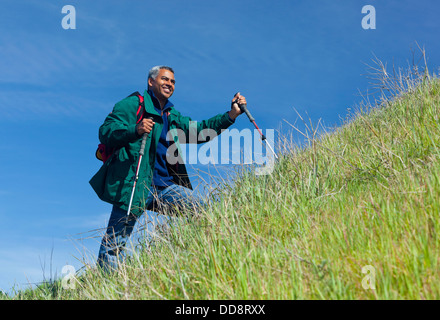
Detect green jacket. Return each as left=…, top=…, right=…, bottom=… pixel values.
left=89, top=90, right=234, bottom=216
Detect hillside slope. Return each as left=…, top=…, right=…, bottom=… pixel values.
left=11, top=69, right=440, bottom=300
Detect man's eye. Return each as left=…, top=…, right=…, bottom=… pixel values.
left=161, top=76, right=175, bottom=84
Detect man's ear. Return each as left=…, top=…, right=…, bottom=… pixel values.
left=147, top=77, right=153, bottom=88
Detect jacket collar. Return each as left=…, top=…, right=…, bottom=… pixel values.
left=146, top=89, right=174, bottom=113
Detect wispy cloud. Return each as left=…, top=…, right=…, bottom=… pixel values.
left=0, top=2, right=128, bottom=86
left=0, top=89, right=111, bottom=121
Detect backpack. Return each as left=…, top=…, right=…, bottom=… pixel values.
left=95, top=92, right=145, bottom=162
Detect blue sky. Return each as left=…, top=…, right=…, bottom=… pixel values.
left=1, top=0, right=439, bottom=293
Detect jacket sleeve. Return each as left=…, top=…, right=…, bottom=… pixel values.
left=171, top=110, right=235, bottom=144
left=99, top=97, right=140, bottom=149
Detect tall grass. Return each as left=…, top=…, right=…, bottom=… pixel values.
left=8, top=50, right=440, bottom=299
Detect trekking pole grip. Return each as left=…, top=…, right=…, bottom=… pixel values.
left=239, top=103, right=255, bottom=122
left=139, top=133, right=147, bottom=156
left=139, top=116, right=153, bottom=156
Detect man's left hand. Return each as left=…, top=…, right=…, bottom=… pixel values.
left=229, top=92, right=246, bottom=121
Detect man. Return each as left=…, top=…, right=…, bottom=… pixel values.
left=90, top=66, right=246, bottom=271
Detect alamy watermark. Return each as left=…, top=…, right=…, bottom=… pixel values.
left=61, top=5, right=76, bottom=30
left=61, top=5, right=376, bottom=31
left=166, top=124, right=276, bottom=175
left=362, top=5, right=376, bottom=30
left=361, top=265, right=376, bottom=290
left=61, top=264, right=76, bottom=290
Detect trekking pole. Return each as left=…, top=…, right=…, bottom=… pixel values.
left=233, top=96, right=278, bottom=159
left=126, top=117, right=153, bottom=216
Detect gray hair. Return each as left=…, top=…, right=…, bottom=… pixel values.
left=148, top=65, right=175, bottom=81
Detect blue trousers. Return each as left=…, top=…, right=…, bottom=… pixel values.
left=97, top=184, right=204, bottom=271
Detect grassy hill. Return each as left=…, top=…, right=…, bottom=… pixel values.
left=9, top=59, right=440, bottom=300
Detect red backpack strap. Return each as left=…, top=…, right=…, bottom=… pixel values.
left=136, top=94, right=145, bottom=124
left=95, top=92, right=145, bottom=163
left=126, top=91, right=145, bottom=124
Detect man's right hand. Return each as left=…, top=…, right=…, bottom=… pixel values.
left=136, top=118, right=155, bottom=136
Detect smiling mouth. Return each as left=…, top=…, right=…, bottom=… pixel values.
left=163, top=87, right=172, bottom=94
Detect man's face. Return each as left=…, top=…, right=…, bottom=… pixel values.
left=148, top=69, right=175, bottom=102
